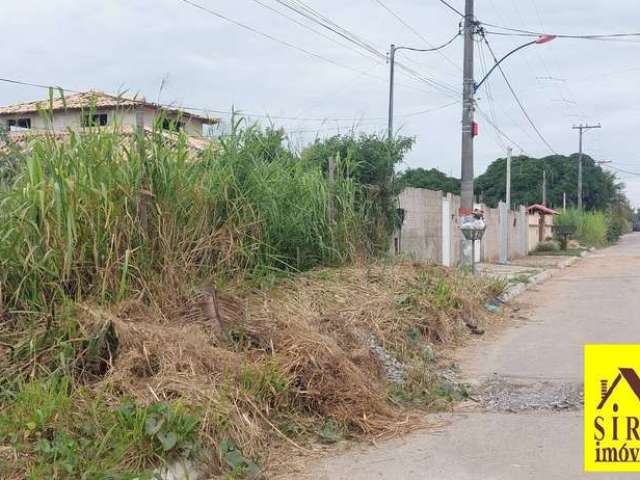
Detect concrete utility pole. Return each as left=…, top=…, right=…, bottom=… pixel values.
left=506, top=146, right=512, bottom=209
left=388, top=44, right=397, bottom=140
left=460, top=0, right=475, bottom=212
left=542, top=169, right=547, bottom=206
left=572, top=123, right=601, bottom=210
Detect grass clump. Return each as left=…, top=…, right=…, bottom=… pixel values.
left=535, top=240, right=560, bottom=252
left=0, top=377, right=199, bottom=479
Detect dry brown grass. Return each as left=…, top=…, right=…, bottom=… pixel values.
left=1, top=260, right=504, bottom=475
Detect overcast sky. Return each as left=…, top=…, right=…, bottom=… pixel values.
left=2, top=0, right=639, bottom=206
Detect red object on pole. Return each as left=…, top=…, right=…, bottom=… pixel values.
left=472, top=121, right=479, bottom=137
left=535, top=34, right=557, bottom=44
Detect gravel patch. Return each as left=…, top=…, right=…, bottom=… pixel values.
left=476, top=376, right=583, bottom=413
left=368, top=333, right=405, bottom=384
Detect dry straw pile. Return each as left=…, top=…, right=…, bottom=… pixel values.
left=33, top=261, right=502, bottom=474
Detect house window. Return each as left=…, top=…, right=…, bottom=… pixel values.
left=162, top=118, right=185, bottom=132
left=7, top=118, right=31, bottom=130
left=81, top=113, right=108, bottom=127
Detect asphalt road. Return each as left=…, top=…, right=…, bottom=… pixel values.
left=303, top=233, right=640, bottom=479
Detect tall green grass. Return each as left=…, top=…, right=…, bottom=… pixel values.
left=555, top=209, right=608, bottom=247
left=0, top=121, right=377, bottom=312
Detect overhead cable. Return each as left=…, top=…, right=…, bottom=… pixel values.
left=481, top=34, right=557, bottom=154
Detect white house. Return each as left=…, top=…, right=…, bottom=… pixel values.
left=0, top=90, right=217, bottom=137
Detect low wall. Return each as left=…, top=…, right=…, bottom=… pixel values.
left=393, top=188, right=533, bottom=265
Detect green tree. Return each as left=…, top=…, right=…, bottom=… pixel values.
left=474, top=154, right=625, bottom=211
left=302, top=133, right=414, bottom=250
left=397, top=167, right=460, bottom=194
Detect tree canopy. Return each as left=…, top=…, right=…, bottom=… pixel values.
left=397, top=167, right=460, bottom=194
left=397, top=154, right=626, bottom=211
left=474, top=154, right=625, bottom=210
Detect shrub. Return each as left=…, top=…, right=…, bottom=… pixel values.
left=536, top=240, right=560, bottom=252
left=607, top=203, right=632, bottom=243
left=578, top=211, right=608, bottom=247
left=555, top=209, right=607, bottom=248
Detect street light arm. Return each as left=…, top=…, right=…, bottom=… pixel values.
left=474, top=35, right=556, bottom=93
left=474, top=40, right=536, bottom=92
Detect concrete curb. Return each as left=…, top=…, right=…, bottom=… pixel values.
left=496, top=252, right=586, bottom=303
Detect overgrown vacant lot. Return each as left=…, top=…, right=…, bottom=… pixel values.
left=0, top=262, right=503, bottom=478
left=0, top=125, right=503, bottom=478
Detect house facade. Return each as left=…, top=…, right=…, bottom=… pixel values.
left=0, top=91, right=217, bottom=137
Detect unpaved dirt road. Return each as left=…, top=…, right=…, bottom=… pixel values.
left=302, top=233, right=640, bottom=479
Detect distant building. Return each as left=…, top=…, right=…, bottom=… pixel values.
left=0, top=90, right=217, bottom=137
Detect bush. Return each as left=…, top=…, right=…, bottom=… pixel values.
left=536, top=240, right=560, bottom=252
left=555, top=209, right=607, bottom=248
left=607, top=203, right=632, bottom=243
left=579, top=211, right=608, bottom=247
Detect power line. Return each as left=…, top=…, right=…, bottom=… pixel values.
left=371, top=0, right=461, bottom=71
left=437, top=0, right=464, bottom=18
left=476, top=40, right=506, bottom=150
left=399, top=100, right=458, bottom=117
left=606, top=165, right=640, bottom=177
left=481, top=22, right=640, bottom=40
left=0, top=77, right=68, bottom=91
left=174, top=0, right=396, bottom=86
left=481, top=34, right=557, bottom=154
left=250, top=0, right=384, bottom=64
left=0, top=76, right=453, bottom=123
left=273, top=0, right=460, bottom=97
left=476, top=106, right=529, bottom=155
left=248, top=0, right=445, bottom=96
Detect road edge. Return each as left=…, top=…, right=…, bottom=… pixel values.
left=497, top=252, right=587, bottom=303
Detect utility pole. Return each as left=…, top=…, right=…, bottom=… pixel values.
left=506, top=146, right=512, bottom=209
left=460, top=0, right=475, bottom=212
left=572, top=123, right=601, bottom=210
left=542, top=169, right=547, bottom=206
left=388, top=44, right=396, bottom=140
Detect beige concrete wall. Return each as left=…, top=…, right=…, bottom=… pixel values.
left=1, top=108, right=205, bottom=136
left=481, top=206, right=501, bottom=263
left=396, top=187, right=443, bottom=262
left=527, top=212, right=555, bottom=252
left=394, top=187, right=535, bottom=265
left=509, top=208, right=528, bottom=258
left=528, top=214, right=541, bottom=252
left=449, top=194, right=462, bottom=265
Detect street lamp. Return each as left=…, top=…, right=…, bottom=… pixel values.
left=458, top=33, right=556, bottom=268
left=474, top=35, right=557, bottom=93
left=387, top=41, right=458, bottom=140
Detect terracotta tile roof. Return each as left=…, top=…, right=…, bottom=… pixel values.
left=0, top=90, right=218, bottom=123
left=527, top=204, right=558, bottom=215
